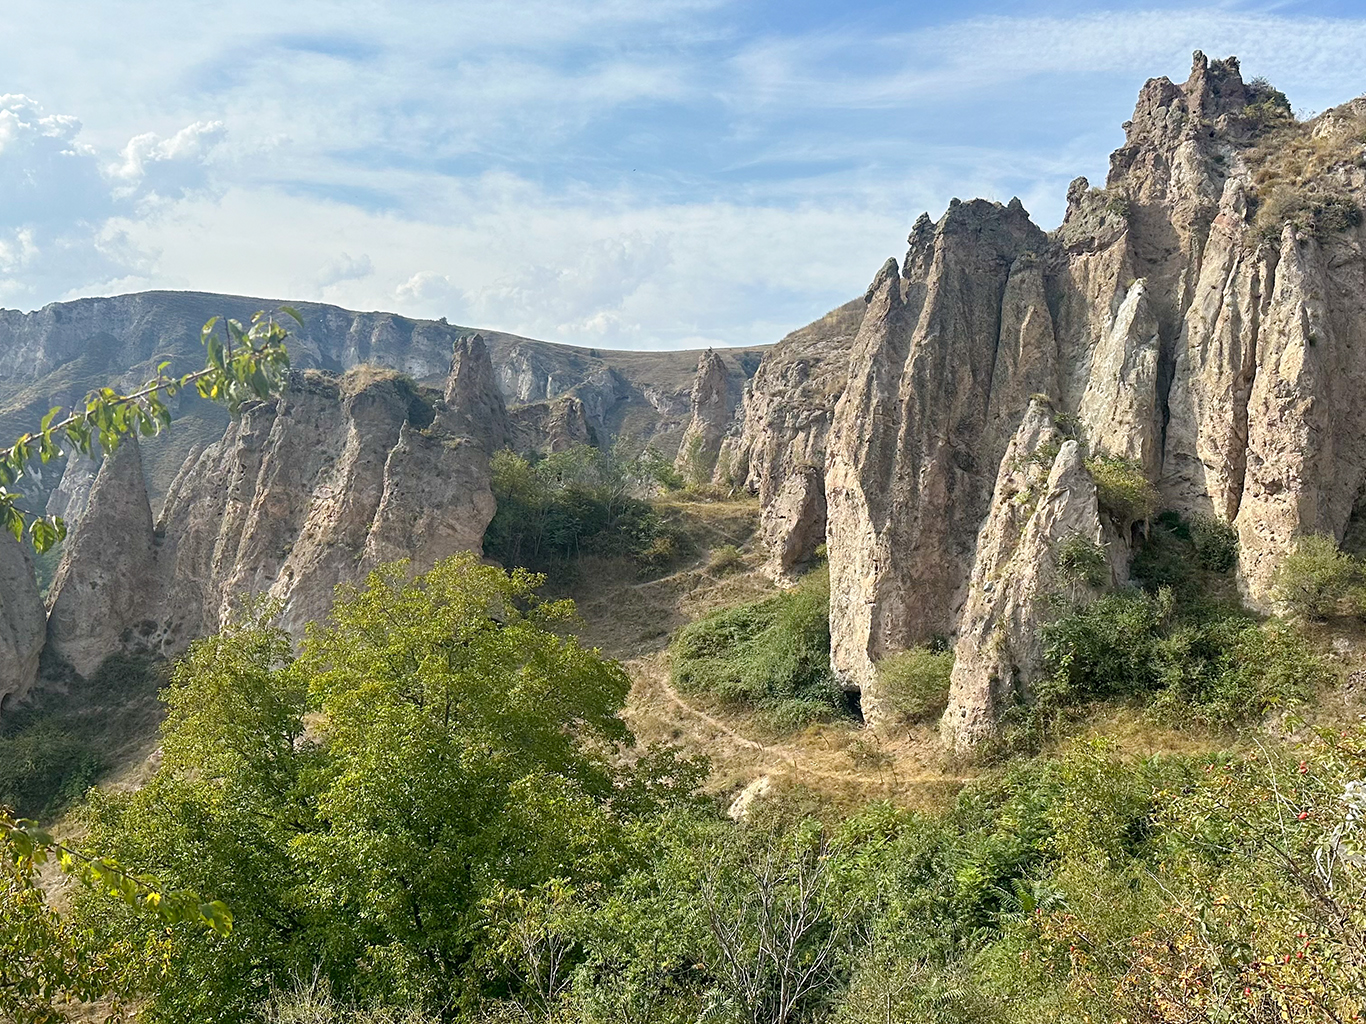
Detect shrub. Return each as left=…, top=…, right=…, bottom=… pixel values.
left=1019, top=587, right=1323, bottom=742
left=484, top=445, right=679, bottom=573
left=670, top=569, right=844, bottom=728
left=1086, top=455, right=1158, bottom=525
left=1271, top=534, right=1360, bottom=619
left=875, top=647, right=954, bottom=723
left=1054, top=534, right=1109, bottom=596
left=1189, top=512, right=1238, bottom=573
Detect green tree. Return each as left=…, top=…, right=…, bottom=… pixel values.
left=82, top=554, right=702, bottom=1022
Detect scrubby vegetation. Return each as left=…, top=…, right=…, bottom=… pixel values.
left=0, top=654, right=163, bottom=820
left=670, top=568, right=846, bottom=729
left=874, top=646, right=954, bottom=723
left=1272, top=533, right=1364, bottom=620
left=484, top=443, right=680, bottom=573
left=1003, top=511, right=1325, bottom=749
left=1086, top=453, right=1159, bottom=526
left=1244, top=95, right=1366, bottom=242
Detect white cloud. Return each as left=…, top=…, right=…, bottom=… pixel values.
left=315, top=251, right=373, bottom=290
left=1, top=4, right=1366, bottom=344
left=395, top=270, right=453, bottom=305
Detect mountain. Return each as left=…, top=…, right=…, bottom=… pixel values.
left=8, top=51, right=1366, bottom=755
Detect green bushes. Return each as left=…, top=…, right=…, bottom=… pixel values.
left=1272, top=533, right=1361, bottom=619
left=1086, top=455, right=1159, bottom=525
left=1028, top=589, right=1324, bottom=737
left=875, top=647, right=954, bottom=723
left=670, top=569, right=845, bottom=728
left=484, top=444, right=679, bottom=573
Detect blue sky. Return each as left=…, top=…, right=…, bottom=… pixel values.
left=1, top=1, right=1364, bottom=349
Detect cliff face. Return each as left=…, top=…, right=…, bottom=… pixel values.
left=0, top=536, right=45, bottom=710
left=41, top=340, right=504, bottom=671
left=723, top=52, right=1366, bottom=738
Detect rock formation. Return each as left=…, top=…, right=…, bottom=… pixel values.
left=0, top=536, right=45, bottom=710
left=674, top=350, right=732, bottom=482
left=721, top=299, right=862, bottom=576
left=42, top=340, right=506, bottom=669
left=940, top=402, right=1110, bottom=748
left=723, top=51, right=1366, bottom=739
left=45, top=437, right=159, bottom=676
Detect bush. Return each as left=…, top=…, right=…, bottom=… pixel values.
left=1189, top=512, right=1238, bottom=572
left=0, top=653, right=162, bottom=819
left=1271, top=534, right=1360, bottom=619
left=484, top=445, right=680, bottom=573
left=1027, top=589, right=1324, bottom=737
left=1086, top=455, right=1158, bottom=525
left=670, top=569, right=845, bottom=728
left=875, top=647, right=954, bottom=723
left=1054, top=534, right=1109, bottom=595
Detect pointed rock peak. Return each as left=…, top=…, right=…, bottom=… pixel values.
left=45, top=435, right=159, bottom=678
left=444, top=332, right=509, bottom=452
left=864, top=257, right=901, bottom=303
left=1183, top=51, right=1246, bottom=120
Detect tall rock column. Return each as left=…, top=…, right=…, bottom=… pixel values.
left=0, top=535, right=45, bottom=712
left=941, top=402, right=1110, bottom=749
left=675, top=349, right=732, bottom=482
left=825, top=200, right=1047, bottom=718
left=45, top=437, right=159, bottom=676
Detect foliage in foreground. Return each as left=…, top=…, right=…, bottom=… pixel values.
left=78, top=554, right=705, bottom=1023
left=670, top=568, right=845, bottom=729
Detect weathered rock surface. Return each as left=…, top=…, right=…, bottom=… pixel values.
left=43, top=340, right=505, bottom=667
left=45, top=437, right=159, bottom=676
left=674, top=350, right=732, bottom=481
left=941, top=404, right=1110, bottom=749
left=825, top=201, right=1048, bottom=700
left=508, top=396, right=596, bottom=454
left=0, top=535, right=45, bottom=710
left=721, top=299, right=863, bottom=573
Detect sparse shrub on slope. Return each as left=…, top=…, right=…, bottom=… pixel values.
left=1272, top=534, right=1361, bottom=619
left=670, top=568, right=845, bottom=729
left=875, top=647, right=954, bottom=724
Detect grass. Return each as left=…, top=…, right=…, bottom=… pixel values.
left=1243, top=105, right=1366, bottom=242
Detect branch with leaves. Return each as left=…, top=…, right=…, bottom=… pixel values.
left=1, top=809, right=232, bottom=1021
left=0, top=307, right=298, bottom=552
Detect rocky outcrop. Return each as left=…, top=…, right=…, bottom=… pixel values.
left=760, top=467, right=826, bottom=581
left=446, top=334, right=510, bottom=453
left=825, top=201, right=1048, bottom=698
left=45, top=438, right=159, bottom=676
left=674, top=350, right=731, bottom=481
left=722, top=299, right=863, bottom=573
left=42, top=339, right=505, bottom=667
left=509, top=396, right=595, bottom=454
left=801, top=50, right=1366, bottom=736
left=0, top=536, right=45, bottom=710
left=940, top=403, right=1110, bottom=749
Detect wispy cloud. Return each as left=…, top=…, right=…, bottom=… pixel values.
left=0, top=3, right=1363, bottom=342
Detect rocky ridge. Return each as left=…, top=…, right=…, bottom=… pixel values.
left=720, top=52, right=1366, bottom=743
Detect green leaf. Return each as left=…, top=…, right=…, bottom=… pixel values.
left=279, top=304, right=304, bottom=327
